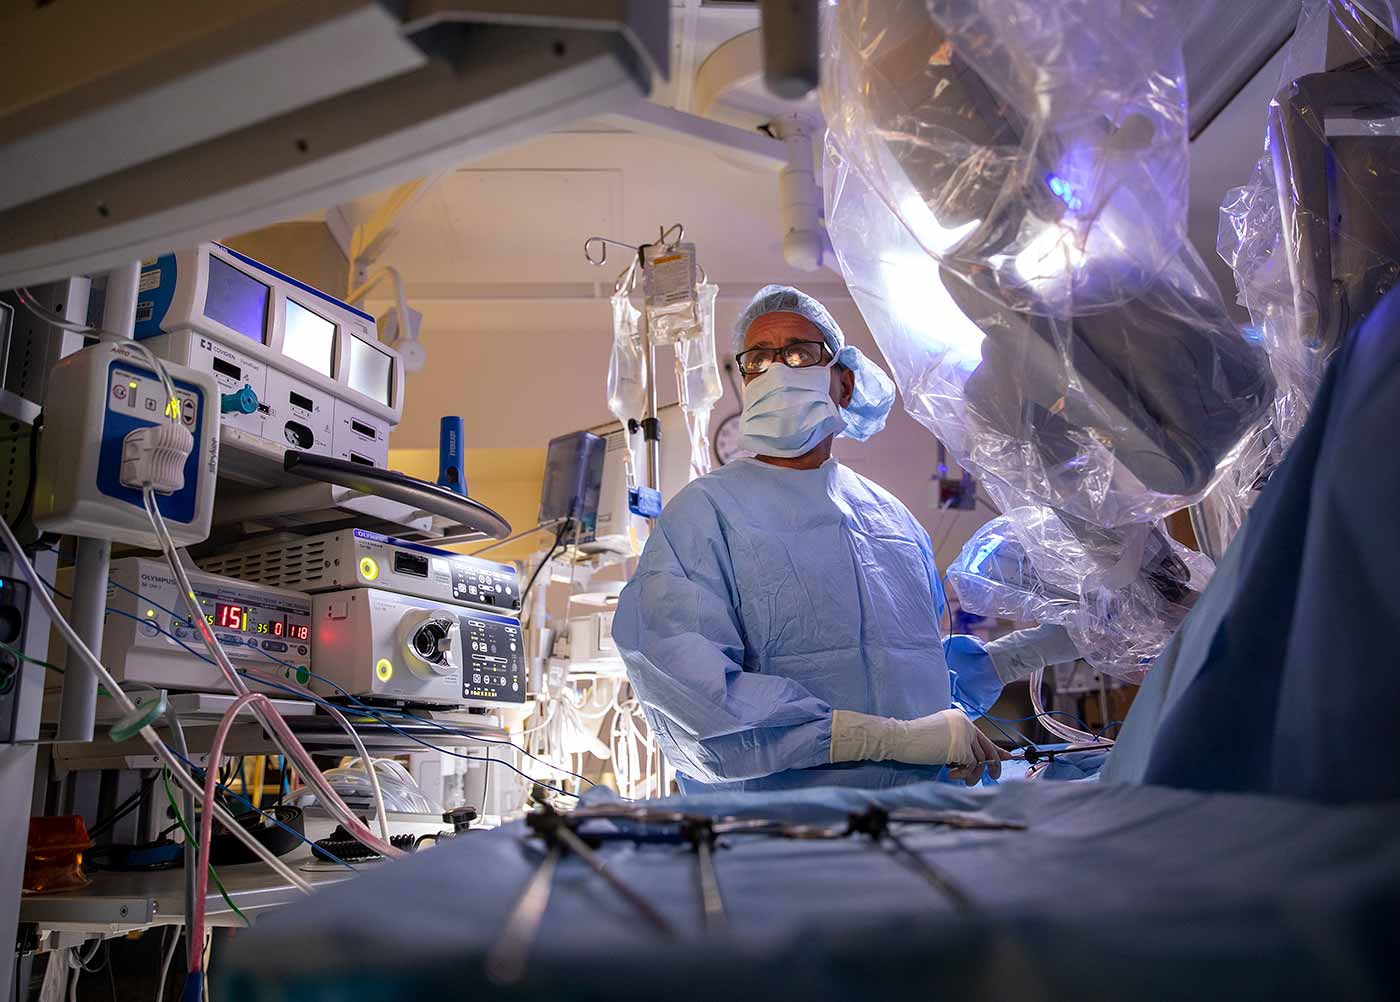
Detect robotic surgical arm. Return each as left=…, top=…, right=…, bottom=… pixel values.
left=820, top=0, right=1276, bottom=679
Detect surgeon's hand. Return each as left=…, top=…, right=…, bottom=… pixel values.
left=830, top=708, right=1010, bottom=784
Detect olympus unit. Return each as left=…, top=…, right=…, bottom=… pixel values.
left=57, top=558, right=314, bottom=695
left=132, top=243, right=403, bottom=481
left=200, top=529, right=521, bottom=613
left=311, top=589, right=525, bottom=707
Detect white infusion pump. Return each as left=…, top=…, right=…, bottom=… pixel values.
left=133, top=243, right=403, bottom=482
left=33, top=342, right=219, bottom=547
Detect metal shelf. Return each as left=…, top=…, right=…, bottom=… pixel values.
left=285, top=713, right=509, bottom=754
left=19, top=847, right=351, bottom=934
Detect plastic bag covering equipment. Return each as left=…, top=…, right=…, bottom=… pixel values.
left=947, top=509, right=1214, bottom=680
left=821, top=0, right=1276, bottom=530
left=1204, top=0, right=1400, bottom=552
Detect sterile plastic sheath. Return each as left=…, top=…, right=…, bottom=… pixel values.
left=947, top=508, right=1213, bottom=680
left=1202, top=0, right=1400, bottom=551
left=820, top=0, right=1275, bottom=530
left=613, top=457, right=972, bottom=793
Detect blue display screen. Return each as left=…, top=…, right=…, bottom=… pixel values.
left=204, top=255, right=269, bottom=344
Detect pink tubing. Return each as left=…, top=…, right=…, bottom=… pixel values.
left=188, top=694, right=404, bottom=973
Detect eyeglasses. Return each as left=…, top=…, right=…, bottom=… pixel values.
left=735, top=340, right=830, bottom=376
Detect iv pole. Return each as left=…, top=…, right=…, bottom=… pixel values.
left=584, top=224, right=687, bottom=496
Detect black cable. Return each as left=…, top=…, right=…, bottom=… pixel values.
left=87, top=788, right=144, bottom=840
left=517, top=519, right=571, bottom=610
left=269, top=757, right=289, bottom=808
left=6, top=415, right=41, bottom=534
left=482, top=744, right=491, bottom=818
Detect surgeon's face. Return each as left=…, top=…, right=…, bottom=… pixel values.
left=742, top=313, right=855, bottom=407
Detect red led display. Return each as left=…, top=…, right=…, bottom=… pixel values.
left=215, top=603, right=245, bottom=630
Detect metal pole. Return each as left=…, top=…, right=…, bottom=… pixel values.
left=694, top=836, right=726, bottom=934
left=640, top=306, right=661, bottom=493
left=485, top=843, right=562, bottom=984
left=55, top=538, right=109, bottom=747
left=56, top=261, right=138, bottom=748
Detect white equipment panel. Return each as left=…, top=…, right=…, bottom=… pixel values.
left=57, top=558, right=313, bottom=696
left=133, top=243, right=402, bottom=482
left=33, top=342, right=218, bottom=547
left=312, top=588, right=525, bottom=708
left=200, top=529, right=520, bottom=613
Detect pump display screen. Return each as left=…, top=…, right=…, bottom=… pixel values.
left=283, top=298, right=336, bottom=377
left=347, top=335, right=393, bottom=406
left=205, top=602, right=307, bottom=640
left=271, top=620, right=310, bottom=641
left=204, top=255, right=269, bottom=344
left=214, top=603, right=247, bottom=630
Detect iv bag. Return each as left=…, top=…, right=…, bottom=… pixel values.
left=642, top=242, right=699, bottom=346
left=607, top=290, right=646, bottom=424
left=675, top=283, right=722, bottom=479
left=675, top=283, right=723, bottom=414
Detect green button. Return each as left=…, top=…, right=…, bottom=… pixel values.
left=296, top=666, right=311, bottom=686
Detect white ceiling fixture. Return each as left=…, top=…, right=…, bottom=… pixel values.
left=0, top=2, right=669, bottom=290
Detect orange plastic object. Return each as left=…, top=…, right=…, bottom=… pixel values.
left=24, top=816, right=93, bottom=894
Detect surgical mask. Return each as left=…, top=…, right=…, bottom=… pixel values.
left=737, top=361, right=847, bottom=458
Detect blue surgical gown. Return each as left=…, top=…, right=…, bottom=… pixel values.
left=613, top=457, right=970, bottom=793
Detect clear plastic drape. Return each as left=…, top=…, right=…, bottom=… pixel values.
left=822, top=0, right=1275, bottom=530
left=821, top=0, right=1279, bottom=675
left=947, top=509, right=1214, bottom=680
left=1202, top=0, right=1400, bottom=551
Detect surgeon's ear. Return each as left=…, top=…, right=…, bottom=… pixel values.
left=833, top=365, right=855, bottom=408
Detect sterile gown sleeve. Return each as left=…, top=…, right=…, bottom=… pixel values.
left=904, top=518, right=1003, bottom=717
left=611, top=490, right=835, bottom=785
left=945, top=634, right=1004, bottom=718
left=946, top=625, right=1084, bottom=717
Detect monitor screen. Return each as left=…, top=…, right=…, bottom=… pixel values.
left=203, top=255, right=268, bottom=343
left=283, top=298, right=336, bottom=377
left=347, top=335, right=393, bottom=406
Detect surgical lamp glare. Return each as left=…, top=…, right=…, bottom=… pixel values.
left=881, top=253, right=985, bottom=368
left=896, top=191, right=981, bottom=257
left=1012, top=223, right=1088, bottom=288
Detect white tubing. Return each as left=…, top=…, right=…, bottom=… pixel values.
left=141, top=489, right=402, bottom=860
left=0, top=518, right=313, bottom=892
left=1029, top=667, right=1110, bottom=745
left=321, top=704, right=391, bottom=842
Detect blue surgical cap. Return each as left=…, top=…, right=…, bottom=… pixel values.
left=734, top=284, right=896, bottom=441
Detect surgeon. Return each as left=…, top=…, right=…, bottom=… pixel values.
left=612, top=286, right=1079, bottom=793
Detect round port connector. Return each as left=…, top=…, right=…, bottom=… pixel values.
left=284, top=421, right=314, bottom=449
left=396, top=609, right=460, bottom=679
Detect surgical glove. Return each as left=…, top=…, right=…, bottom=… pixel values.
left=985, top=623, right=1082, bottom=683
left=830, top=708, right=1007, bottom=784
left=945, top=634, right=1003, bottom=718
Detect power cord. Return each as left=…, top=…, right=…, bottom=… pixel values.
left=518, top=518, right=574, bottom=610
